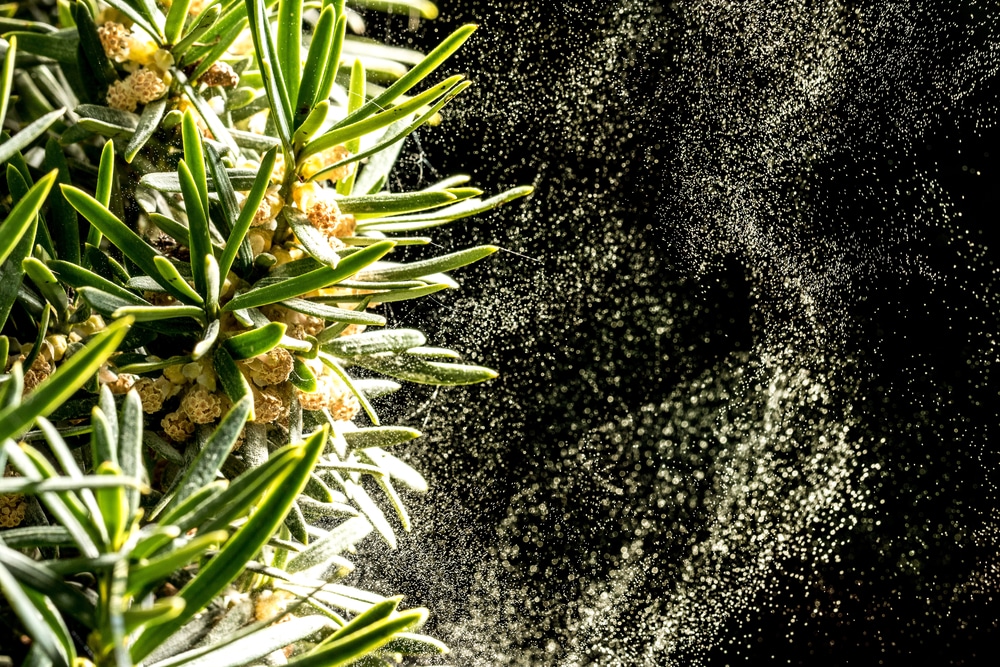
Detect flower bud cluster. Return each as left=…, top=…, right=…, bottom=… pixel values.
left=107, top=68, right=169, bottom=112
left=0, top=467, right=27, bottom=528
left=130, top=358, right=229, bottom=442
left=98, top=21, right=171, bottom=112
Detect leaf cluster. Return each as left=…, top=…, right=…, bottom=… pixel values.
left=0, top=0, right=531, bottom=665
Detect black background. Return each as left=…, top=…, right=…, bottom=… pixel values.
left=354, top=1, right=999, bottom=665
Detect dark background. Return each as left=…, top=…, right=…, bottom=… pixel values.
left=353, top=1, right=999, bottom=665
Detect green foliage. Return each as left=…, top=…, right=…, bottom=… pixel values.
left=0, top=0, right=531, bottom=664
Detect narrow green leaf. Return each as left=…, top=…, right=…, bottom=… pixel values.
left=223, top=321, right=287, bottom=359
left=148, top=213, right=220, bottom=255
left=151, top=482, right=223, bottom=534
left=180, top=80, right=240, bottom=155
left=338, top=191, right=455, bottom=217
left=0, top=175, right=38, bottom=325
left=285, top=515, right=371, bottom=574
left=294, top=608, right=426, bottom=667
left=41, top=138, right=80, bottom=263
left=187, top=14, right=247, bottom=79
left=322, top=329, right=425, bottom=357
left=85, top=140, right=116, bottom=248
left=124, top=597, right=186, bottom=635
left=140, top=168, right=260, bottom=193
left=61, top=185, right=190, bottom=302
left=98, top=379, right=119, bottom=446
left=148, top=615, right=332, bottom=667
left=192, top=319, right=221, bottom=361
left=127, top=530, right=230, bottom=594
left=182, top=447, right=302, bottom=535
left=118, top=390, right=143, bottom=515
left=71, top=285, right=148, bottom=317
left=111, top=305, right=207, bottom=324
left=203, top=143, right=239, bottom=239
left=352, top=119, right=406, bottom=196
left=0, top=34, right=16, bottom=127
left=336, top=59, right=366, bottom=196
left=166, top=396, right=252, bottom=513
left=245, top=0, right=294, bottom=154
left=223, top=241, right=395, bottom=312
left=0, top=317, right=132, bottom=443
left=293, top=100, right=329, bottom=149
left=280, top=298, right=386, bottom=325
left=2, top=441, right=102, bottom=557
left=354, top=355, right=497, bottom=386
left=0, top=169, right=56, bottom=266
left=173, top=4, right=222, bottom=61
left=34, top=417, right=110, bottom=545
left=332, top=23, right=476, bottom=130
left=0, top=526, right=73, bottom=549
left=95, top=461, right=128, bottom=549
left=212, top=346, right=254, bottom=421
left=219, top=147, right=276, bottom=281
left=357, top=186, right=534, bottom=232
left=182, top=110, right=210, bottom=214
left=90, top=404, right=117, bottom=469
left=382, top=632, right=449, bottom=656
left=341, top=477, right=395, bottom=547
left=154, top=256, right=204, bottom=305
left=143, top=431, right=184, bottom=465
left=73, top=0, right=117, bottom=87
left=314, top=285, right=449, bottom=308
left=289, top=356, right=318, bottom=392
left=342, top=426, right=420, bottom=451
left=5, top=30, right=78, bottom=64
left=355, top=379, right=402, bottom=399
left=131, top=429, right=328, bottom=661
left=0, top=483, right=135, bottom=505
left=400, top=346, right=459, bottom=360
left=297, top=5, right=335, bottom=120
left=22, top=257, right=68, bottom=318
left=277, top=0, right=302, bottom=105
left=165, top=0, right=194, bottom=44
left=315, top=13, right=346, bottom=104
left=124, top=97, right=167, bottom=163
left=307, top=79, right=470, bottom=183
left=372, top=474, right=409, bottom=531
left=360, top=245, right=498, bottom=282
left=302, top=76, right=462, bottom=161
left=20, top=305, right=51, bottom=386
left=178, top=160, right=211, bottom=298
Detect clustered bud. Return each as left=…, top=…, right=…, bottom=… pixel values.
left=0, top=467, right=27, bottom=528
left=198, top=62, right=240, bottom=88
left=134, top=376, right=178, bottom=414
left=161, top=410, right=196, bottom=443
left=252, top=385, right=286, bottom=424
left=180, top=384, right=225, bottom=424
left=98, top=21, right=131, bottom=62
left=5, top=333, right=73, bottom=394
left=106, top=68, right=168, bottom=112
left=241, top=348, right=294, bottom=387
